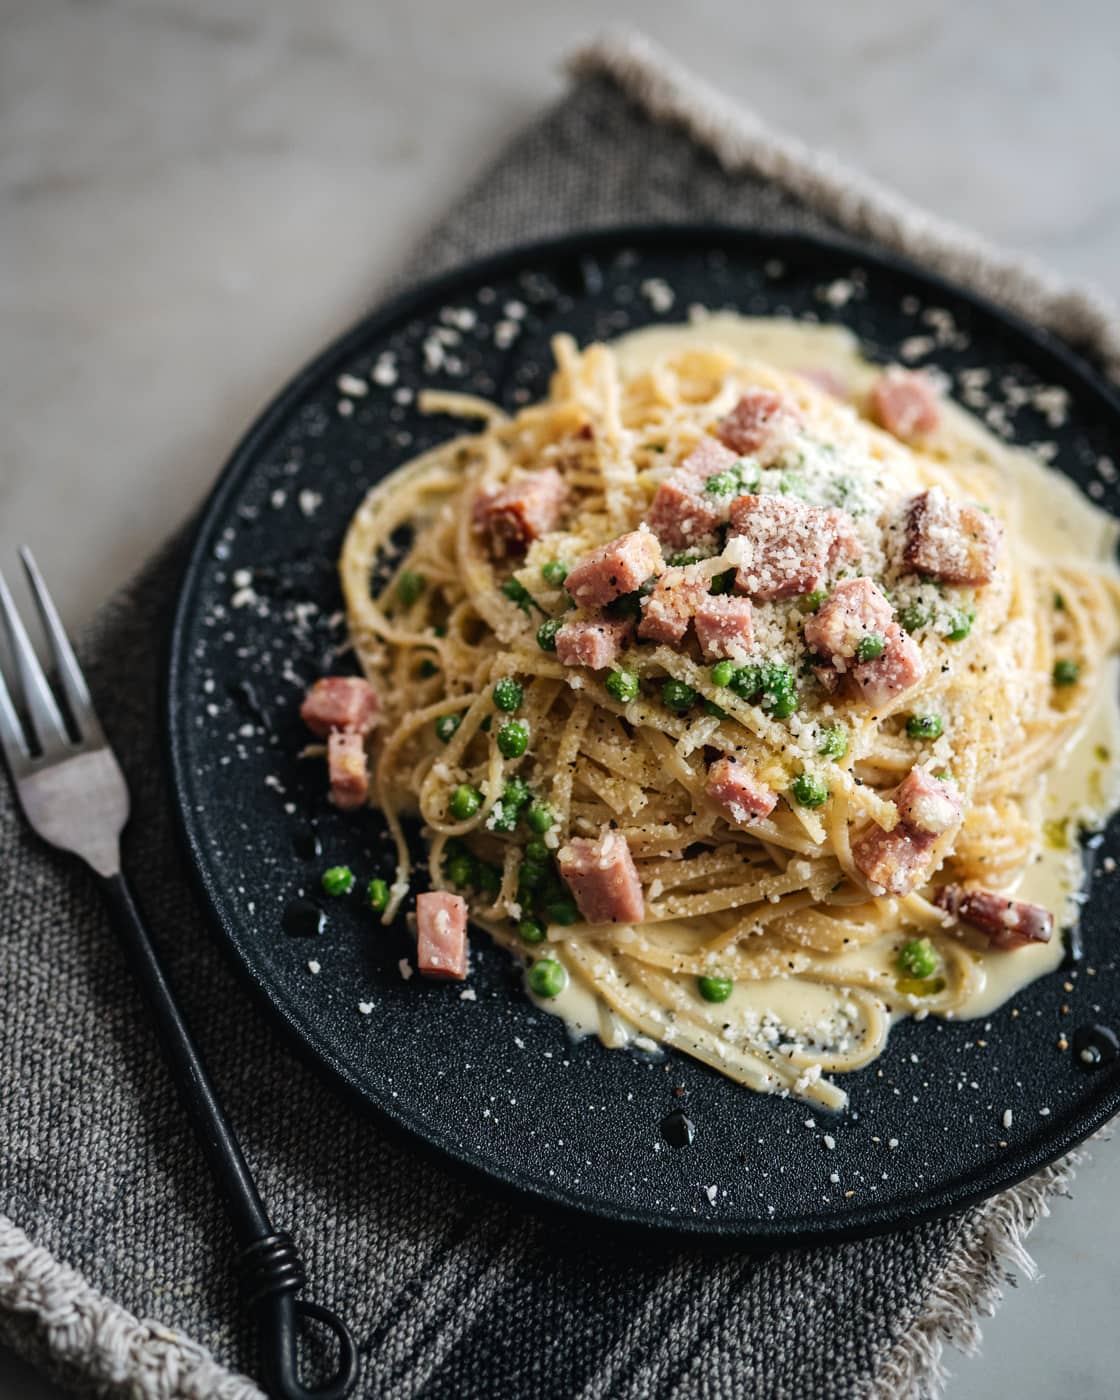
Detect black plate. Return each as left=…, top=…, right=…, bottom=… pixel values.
left=167, top=226, right=1120, bottom=1241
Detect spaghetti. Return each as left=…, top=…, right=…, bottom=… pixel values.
left=336, top=317, right=1120, bottom=1110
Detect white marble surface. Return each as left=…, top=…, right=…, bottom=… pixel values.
left=2, top=1, right=1119, bottom=1396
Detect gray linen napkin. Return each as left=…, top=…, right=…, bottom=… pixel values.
left=2, top=33, right=1115, bottom=1400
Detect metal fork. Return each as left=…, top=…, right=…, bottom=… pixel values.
left=0, top=549, right=359, bottom=1400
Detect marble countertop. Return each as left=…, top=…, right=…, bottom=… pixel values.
left=2, top=1, right=1119, bottom=1395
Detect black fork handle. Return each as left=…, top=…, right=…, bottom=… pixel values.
left=100, top=872, right=359, bottom=1400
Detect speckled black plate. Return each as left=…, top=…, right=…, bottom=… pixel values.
left=166, top=226, right=1120, bottom=1242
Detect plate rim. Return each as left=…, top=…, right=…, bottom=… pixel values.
left=164, top=221, right=1120, bottom=1243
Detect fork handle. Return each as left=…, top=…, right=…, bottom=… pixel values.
left=100, top=872, right=360, bottom=1400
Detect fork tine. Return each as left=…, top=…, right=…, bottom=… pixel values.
left=19, top=547, right=101, bottom=743
left=0, top=654, right=31, bottom=774
left=0, top=567, right=71, bottom=756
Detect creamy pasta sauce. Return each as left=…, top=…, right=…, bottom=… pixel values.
left=530, top=315, right=1120, bottom=1052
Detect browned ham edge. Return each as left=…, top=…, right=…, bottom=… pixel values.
left=852, top=768, right=963, bottom=897
left=327, top=731, right=370, bottom=810
left=475, top=468, right=567, bottom=558
left=903, top=487, right=1002, bottom=587
left=935, top=885, right=1054, bottom=950
left=637, top=564, right=709, bottom=645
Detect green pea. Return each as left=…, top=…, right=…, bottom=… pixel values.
left=517, top=860, right=547, bottom=893
left=489, top=777, right=530, bottom=833
left=524, top=839, right=551, bottom=865
left=501, top=577, right=536, bottom=613
left=945, top=608, right=974, bottom=642
left=528, top=959, right=568, bottom=998
left=518, top=917, right=547, bottom=944
left=536, top=618, right=562, bottom=651
left=493, top=677, right=523, bottom=712
left=502, top=776, right=531, bottom=809
left=1053, top=659, right=1079, bottom=687
left=367, top=877, right=389, bottom=913
left=797, top=589, right=828, bottom=615
left=900, top=601, right=930, bottom=633
left=419, top=659, right=438, bottom=678
left=776, top=471, right=806, bottom=497
left=817, top=725, right=848, bottom=760
left=543, top=896, right=580, bottom=926
left=396, top=570, right=425, bottom=607
left=667, top=548, right=704, bottom=567
left=759, top=662, right=797, bottom=718
left=729, top=664, right=762, bottom=701
left=541, top=560, right=568, bottom=586
left=697, top=975, right=734, bottom=1004
left=321, top=865, right=354, bottom=897
left=435, top=713, right=462, bottom=744
left=703, top=699, right=729, bottom=719
left=897, top=938, right=938, bottom=980
left=604, top=669, right=640, bottom=704
left=526, top=801, right=554, bottom=834
left=855, top=633, right=885, bottom=662
left=476, top=863, right=502, bottom=897
left=790, top=771, right=829, bottom=808
left=906, top=713, right=944, bottom=740
left=709, top=569, right=737, bottom=596
left=710, top=659, right=736, bottom=687
left=449, top=784, right=482, bottom=821
left=661, top=679, right=697, bottom=713
left=497, top=720, right=529, bottom=759
left=704, top=469, right=740, bottom=497
left=445, top=853, right=475, bottom=888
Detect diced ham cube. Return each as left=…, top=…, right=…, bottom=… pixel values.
left=327, top=730, right=369, bottom=811
left=475, top=468, right=567, bottom=558
left=564, top=530, right=664, bottom=608
left=555, top=615, right=633, bottom=670
left=853, top=767, right=961, bottom=896
left=638, top=565, right=709, bottom=645
left=847, top=623, right=925, bottom=708
left=645, top=437, right=739, bottom=549
left=852, top=823, right=937, bottom=897
left=416, top=891, right=469, bottom=979
left=934, top=885, right=1054, bottom=951
left=705, top=757, right=778, bottom=825
left=871, top=368, right=941, bottom=440
left=557, top=830, right=645, bottom=925
left=903, top=487, right=1002, bottom=587
left=803, top=578, right=894, bottom=669
left=824, top=509, right=863, bottom=571
left=726, top=494, right=860, bottom=601
left=893, top=767, right=963, bottom=836
left=300, top=676, right=380, bottom=738
left=716, top=389, right=801, bottom=461
left=693, top=595, right=755, bottom=661
left=798, top=367, right=847, bottom=398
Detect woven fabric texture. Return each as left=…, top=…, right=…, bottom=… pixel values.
left=2, top=34, right=1114, bottom=1400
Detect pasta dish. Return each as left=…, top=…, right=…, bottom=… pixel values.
left=298, top=315, right=1120, bottom=1110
